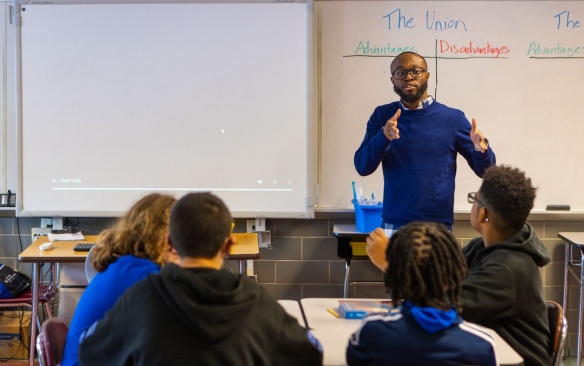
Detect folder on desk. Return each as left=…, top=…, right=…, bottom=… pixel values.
left=48, top=231, right=85, bottom=241
left=338, top=299, right=392, bottom=319
left=350, top=242, right=367, bottom=257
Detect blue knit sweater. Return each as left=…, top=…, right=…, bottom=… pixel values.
left=354, top=101, right=496, bottom=226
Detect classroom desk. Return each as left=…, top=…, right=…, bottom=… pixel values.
left=18, top=235, right=95, bottom=366
left=299, top=298, right=524, bottom=366
left=332, top=224, right=376, bottom=298
left=559, top=231, right=584, bottom=366
left=229, top=232, right=260, bottom=275
left=277, top=299, right=307, bottom=328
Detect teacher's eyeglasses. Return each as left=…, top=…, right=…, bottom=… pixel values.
left=391, top=67, right=427, bottom=80
left=467, top=192, right=487, bottom=209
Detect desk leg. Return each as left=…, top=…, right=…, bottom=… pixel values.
left=239, top=260, right=247, bottom=275
left=343, top=259, right=351, bottom=299
left=563, top=242, right=569, bottom=320
left=578, top=248, right=584, bottom=365
left=29, top=262, right=39, bottom=366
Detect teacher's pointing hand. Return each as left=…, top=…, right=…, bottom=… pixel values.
left=470, top=118, right=489, bottom=153
left=383, top=109, right=401, bottom=141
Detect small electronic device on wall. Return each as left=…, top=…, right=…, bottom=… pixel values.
left=0, top=191, right=15, bottom=207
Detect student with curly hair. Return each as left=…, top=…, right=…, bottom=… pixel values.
left=347, top=222, right=498, bottom=366
left=463, top=165, right=551, bottom=366
left=62, top=193, right=176, bottom=366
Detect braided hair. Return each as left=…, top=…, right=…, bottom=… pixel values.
left=383, top=222, right=468, bottom=312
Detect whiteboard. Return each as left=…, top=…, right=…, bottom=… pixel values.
left=319, top=1, right=584, bottom=212
left=17, top=1, right=317, bottom=218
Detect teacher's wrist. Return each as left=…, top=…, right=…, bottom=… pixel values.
left=474, top=138, right=489, bottom=152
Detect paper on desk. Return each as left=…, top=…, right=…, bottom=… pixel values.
left=48, top=231, right=85, bottom=241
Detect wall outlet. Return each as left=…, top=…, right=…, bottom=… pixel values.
left=32, top=227, right=52, bottom=242
left=246, top=220, right=255, bottom=233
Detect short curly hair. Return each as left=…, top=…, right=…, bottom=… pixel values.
left=479, top=165, right=536, bottom=233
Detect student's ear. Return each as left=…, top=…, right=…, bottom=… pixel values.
left=163, top=234, right=180, bottom=265
left=221, top=235, right=235, bottom=257
left=478, top=207, right=488, bottom=224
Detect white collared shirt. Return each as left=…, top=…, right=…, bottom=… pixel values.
left=401, top=95, right=434, bottom=110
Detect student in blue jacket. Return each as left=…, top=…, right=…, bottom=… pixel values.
left=354, top=51, right=495, bottom=232
left=346, top=221, right=498, bottom=366
left=61, top=193, right=176, bottom=366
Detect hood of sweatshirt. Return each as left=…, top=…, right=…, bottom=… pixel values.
left=467, top=223, right=550, bottom=267
left=149, top=264, right=257, bottom=343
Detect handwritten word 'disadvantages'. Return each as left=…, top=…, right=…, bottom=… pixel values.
left=439, top=40, right=510, bottom=58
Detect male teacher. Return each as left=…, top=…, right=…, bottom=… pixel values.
left=354, top=51, right=496, bottom=232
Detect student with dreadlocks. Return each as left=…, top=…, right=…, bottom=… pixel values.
left=346, top=222, right=498, bottom=366
left=364, top=165, right=552, bottom=366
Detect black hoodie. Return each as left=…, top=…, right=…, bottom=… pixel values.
left=461, top=223, right=552, bottom=366
left=79, top=264, right=323, bottom=366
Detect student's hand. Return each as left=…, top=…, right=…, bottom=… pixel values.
left=366, top=228, right=390, bottom=271
left=470, top=118, right=488, bottom=153
left=383, top=109, right=401, bottom=141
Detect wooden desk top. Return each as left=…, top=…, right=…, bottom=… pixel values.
left=559, top=232, right=584, bottom=247
left=229, top=232, right=260, bottom=260
left=18, top=235, right=97, bottom=263
left=18, top=232, right=259, bottom=263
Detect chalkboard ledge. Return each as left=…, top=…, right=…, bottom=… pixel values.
left=314, top=208, right=584, bottom=221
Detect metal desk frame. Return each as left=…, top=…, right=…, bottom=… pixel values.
left=559, top=232, right=584, bottom=365
left=333, top=224, right=377, bottom=298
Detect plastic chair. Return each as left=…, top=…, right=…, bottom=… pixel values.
left=0, top=285, right=57, bottom=365
left=546, top=300, right=567, bottom=366
left=84, top=246, right=97, bottom=283
left=36, top=317, right=69, bottom=366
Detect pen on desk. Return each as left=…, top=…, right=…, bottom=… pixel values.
left=327, top=308, right=340, bottom=318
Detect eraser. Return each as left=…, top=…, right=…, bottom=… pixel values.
left=545, top=205, right=570, bottom=211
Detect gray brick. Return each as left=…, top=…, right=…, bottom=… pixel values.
left=260, top=283, right=302, bottom=301
left=255, top=260, right=276, bottom=284
left=276, top=261, right=330, bottom=284
left=273, top=219, right=328, bottom=237
left=302, top=284, right=343, bottom=299
left=302, top=237, right=337, bottom=260
left=260, top=237, right=301, bottom=260
left=355, top=284, right=388, bottom=299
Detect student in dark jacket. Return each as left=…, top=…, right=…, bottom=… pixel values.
left=78, top=192, right=323, bottom=366
left=346, top=222, right=498, bottom=366
left=463, top=165, right=551, bottom=366
left=363, top=165, right=552, bottom=366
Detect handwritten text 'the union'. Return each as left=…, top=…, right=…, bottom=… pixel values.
left=382, top=8, right=467, bottom=32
